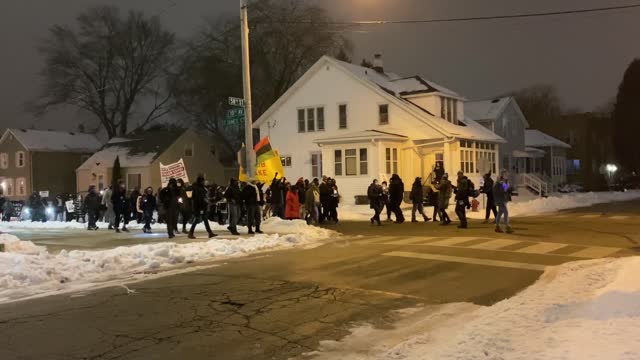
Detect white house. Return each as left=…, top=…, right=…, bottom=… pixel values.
left=253, top=55, right=505, bottom=204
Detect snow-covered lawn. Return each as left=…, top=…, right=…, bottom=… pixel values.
left=339, top=190, right=640, bottom=221
left=310, top=256, right=640, bottom=360
left=0, top=218, right=334, bottom=304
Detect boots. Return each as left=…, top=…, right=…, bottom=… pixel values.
left=182, top=226, right=188, bottom=234
left=208, top=231, right=218, bottom=238
left=248, top=226, right=255, bottom=235
left=506, top=226, right=514, bottom=234
left=188, top=231, right=196, bottom=239
left=255, top=226, right=263, bottom=234
left=423, top=215, right=430, bottom=222
left=495, top=225, right=504, bottom=233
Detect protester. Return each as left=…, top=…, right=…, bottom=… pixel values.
left=436, top=174, right=452, bottom=225
left=269, top=173, right=285, bottom=219
left=389, top=174, right=405, bottom=224
left=224, top=178, right=242, bottom=235
left=54, top=193, right=65, bottom=222
left=102, top=186, right=115, bottom=229
left=285, top=183, right=301, bottom=220
left=155, top=187, right=166, bottom=224
left=64, top=193, right=76, bottom=222
left=367, top=179, right=384, bottom=226
left=176, top=178, right=192, bottom=234
left=319, top=176, right=332, bottom=223
left=454, top=171, right=470, bottom=229
left=328, top=179, right=340, bottom=224
left=111, top=180, right=130, bottom=233
left=242, top=178, right=263, bottom=234
left=84, top=186, right=101, bottom=230
left=494, top=175, right=514, bottom=234
left=140, top=187, right=157, bottom=234
left=2, top=198, right=13, bottom=221
left=427, top=184, right=439, bottom=222
left=410, top=177, right=430, bottom=223
left=305, top=178, right=320, bottom=225
left=482, top=172, right=497, bottom=224
left=160, top=178, right=180, bottom=239
left=28, top=191, right=46, bottom=222
left=129, top=187, right=142, bottom=224
left=381, top=181, right=392, bottom=222
left=188, top=175, right=217, bottom=239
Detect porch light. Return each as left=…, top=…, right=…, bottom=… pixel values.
left=606, top=164, right=618, bottom=173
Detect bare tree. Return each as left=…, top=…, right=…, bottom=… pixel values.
left=32, top=6, right=175, bottom=138
left=508, top=84, right=564, bottom=129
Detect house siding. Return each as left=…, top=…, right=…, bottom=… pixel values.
left=494, top=102, right=526, bottom=173
left=32, top=151, right=89, bottom=197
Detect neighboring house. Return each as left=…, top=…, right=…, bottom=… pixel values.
left=253, top=55, right=505, bottom=204
left=0, top=129, right=102, bottom=201
left=76, top=128, right=226, bottom=193
left=525, top=129, right=571, bottom=187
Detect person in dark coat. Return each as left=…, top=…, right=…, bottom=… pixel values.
left=242, top=179, right=263, bottom=235
left=327, top=179, right=340, bottom=224
left=389, top=174, right=405, bottom=224
left=367, top=179, right=383, bottom=226
left=54, top=193, right=65, bottom=222
left=269, top=174, right=285, bottom=219
left=427, top=184, right=439, bottom=222
left=188, top=175, right=217, bottom=239
left=493, top=175, right=514, bottom=234
left=28, top=192, right=46, bottom=222
left=481, top=173, right=497, bottom=224
left=111, top=180, right=130, bottom=232
left=129, top=187, right=142, bottom=224
left=319, top=177, right=332, bottom=223
left=410, top=177, right=430, bottom=222
left=84, top=186, right=101, bottom=230
left=140, top=187, right=157, bottom=233
left=433, top=162, right=445, bottom=183
left=160, top=178, right=180, bottom=238
left=454, top=171, right=470, bottom=229
left=155, top=187, right=165, bottom=224
left=435, top=174, right=452, bottom=225
left=176, top=178, right=192, bottom=234
left=381, top=181, right=392, bottom=222
left=224, top=178, right=242, bottom=235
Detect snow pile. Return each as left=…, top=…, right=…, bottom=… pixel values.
left=338, top=190, right=640, bottom=221
left=0, top=218, right=334, bottom=304
left=312, top=256, right=640, bottom=360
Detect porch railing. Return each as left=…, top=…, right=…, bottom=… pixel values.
left=521, top=173, right=550, bottom=197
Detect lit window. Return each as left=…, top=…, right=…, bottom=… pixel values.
left=379, top=104, right=389, bottom=124
left=16, top=177, right=26, bottom=196
left=4, top=178, right=14, bottom=196
left=16, top=151, right=25, bottom=168
left=385, top=148, right=399, bottom=174
left=280, top=156, right=292, bottom=167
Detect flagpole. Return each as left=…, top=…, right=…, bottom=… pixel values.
left=240, top=0, right=255, bottom=177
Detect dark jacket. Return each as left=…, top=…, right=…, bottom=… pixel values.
left=389, top=177, right=405, bottom=206
left=410, top=181, right=424, bottom=204
left=367, top=183, right=383, bottom=209
left=111, top=188, right=128, bottom=211
left=455, top=177, right=470, bottom=201
left=493, top=180, right=512, bottom=205
left=436, top=179, right=452, bottom=210
left=270, top=178, right=284, bottom=205
left=224, top=182, right=242, bottom=204
left=84, top=191, right=101, bottom=212
left=319, top=182, right=332, bottom=204
left=140, top=193, right=157, bottom=212
left=482, top=176, right=494, bottom=195
left=191, top=181, right=209, bottom=214
left=242, top=183, right=259, bottom=206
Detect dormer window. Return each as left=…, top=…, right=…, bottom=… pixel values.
left=440, top=97, right=458, bottom=125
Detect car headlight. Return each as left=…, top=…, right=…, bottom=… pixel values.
left=46, top=207, right=54, bottom=215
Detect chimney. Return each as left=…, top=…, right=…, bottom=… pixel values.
left=373, top=54, right=384, bottom=73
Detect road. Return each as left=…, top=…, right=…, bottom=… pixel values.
left=1, top=201, right=639, bottom=360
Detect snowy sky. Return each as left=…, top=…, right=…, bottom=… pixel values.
left=1, top=0, right=639, bottom=131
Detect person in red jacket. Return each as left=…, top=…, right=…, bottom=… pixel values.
left=285, top=183, right=301, bottom=220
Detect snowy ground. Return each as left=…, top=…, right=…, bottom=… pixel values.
left=0, top=218, right=335, bottom=304
left=308, top=256, right=640, bottom=360
left=339, top=190, right=640, bottom=221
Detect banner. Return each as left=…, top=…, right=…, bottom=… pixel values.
left=160, top=159, right=189, bottom=187
left=254, top=137, right=285, bottom=185
left=65, top=200, right=75, bottom=213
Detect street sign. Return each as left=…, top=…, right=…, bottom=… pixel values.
left=226, top=108, right=245, bottom=118
left=228, top=97, right=245, bottom=107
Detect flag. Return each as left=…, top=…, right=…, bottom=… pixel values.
left=238, top=166, right=249, bottom=182
left=253, top=137, right=284, bottom=185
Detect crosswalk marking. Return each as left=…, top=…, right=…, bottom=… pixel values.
left=469, top=239, right=521, bottom=250
left=580, top=214, right=601, bottom=218
left=610, top=215, right=630, bottom=220
left=383, top=251, right=547, bottom=271
left=385, top=237, right=440, bottom=245
left=427, top=237, right=479, bottom=247
left=570, top=246, right=622, bottom=259
left=516, top=242, right=568, bottom=255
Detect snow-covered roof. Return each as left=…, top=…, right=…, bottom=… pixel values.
left=465, top=97, right=530, bottom=128
left=525, top=129, right=571, bottom=149
left=1, top=129, right=102, bottom=153
left=77, top=128, right=188, bottom=170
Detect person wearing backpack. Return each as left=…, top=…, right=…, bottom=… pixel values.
left=454, top=171, right=470, bottom=229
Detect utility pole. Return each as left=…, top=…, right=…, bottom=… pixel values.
left=240, top=0, right=255, bottom=177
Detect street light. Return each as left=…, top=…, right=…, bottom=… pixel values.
left=606, top=164, right=618, bottom=190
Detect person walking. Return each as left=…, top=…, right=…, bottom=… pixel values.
left=436, top=174, right=452, bottom=225
left=242, top=178, right=263, bottom=235
left=129, top=187, right=142, bottom=224
left=84, top=186, right=101, bottom=230
left=319, top=176, right=332, bottom=223
left=367, top=179, right=383, bottom=226
left=224, top=178, right=242, bottom=235
left=481, top=173, right=497, bottom=224
left=102, top=186, right=115, bottom=229
left=54, top=193, right=65, bottom=222
left=381, top=181, right=392, bottom=222
left=188, top=175, right=217, bottom=239
left=410, top=177, right=430, bottom=223
left=328, top=179, right=340, bottom=224
left=285, top=183, right=301, bottom=220
left=427, top=184, right=440, bottom=222
left=176, top=179, right=192, bottom=234
left=305, top=179, right=321, bottom=225
left=269, top=174, right=285, bottom=219
left=160, top=178, right=180, bottom=239
left=140, top=187, right=157, bottom=233
left=494, top=175, right=514, bottom=234
left=389, top=174, right=405, bottom=224
left=454, top=171, right=470, bottom=229
left=111, top=180, right=130, bottom=233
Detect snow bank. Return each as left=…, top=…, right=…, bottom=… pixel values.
left=339, top=190, right=640, bottom=221
left=311, top=256, right=640, bottom=360
left=0, top=218, right=334, bottom=304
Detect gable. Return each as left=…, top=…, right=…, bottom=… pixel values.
left=0, top=130, right=27, bottom=153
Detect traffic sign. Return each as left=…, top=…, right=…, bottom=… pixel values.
left=228, top=97, right=245, bottom=107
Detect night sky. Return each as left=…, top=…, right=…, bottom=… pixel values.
left=1, top=0, right=639, bottom=131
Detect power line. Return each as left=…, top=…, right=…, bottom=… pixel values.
left=301, top=3, right=640, bottom=25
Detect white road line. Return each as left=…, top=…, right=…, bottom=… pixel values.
left=610, top=215, right=630, bottom=220
left=469, top=239, right=521, bottom=251
left=427, top=237, right=480, bottom=247
left=580, top=214, right=601, bottom=218
left=569, top=246, right=622, bottom=259
left=517, top=242, right=568, bottom=255
left=385, top=237, right=440, bottom=245
left=383, top=251, right=547, bottom=271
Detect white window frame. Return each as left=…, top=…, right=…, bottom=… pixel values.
left=334, top=150, right=343, bottom=176
left=359, top=148, right=368, bottom=175
left=0, top=153, right=8, bottom=169
left=338, top=104, right=348, bottom=129
left=345, top=149, right=357, bottom=176
left=311, top=153, right=322, bottom=179
left=298, top=109, right=306, bottom=133
left=334, top=148, right=368, bottom=177
left=379, top=104, right=389, bottom=124
left=184, top=144, right=194, bottom=157
left=280, top=155, right=292, bottom=167
left=297, top=106, right=325, bottom=133
left=126, top=173, right=142, bottom=190
left=15, top=151, right=25, bottom=168
left=385, top=147, right=399, bottom=174
left=459, top=141, right=497, bottom=175
left=16, top=177, right=26, bottom=196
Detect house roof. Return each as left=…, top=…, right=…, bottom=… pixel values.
left=1, top=129, right=102, bottom=153
left=525, top=129, right=571, bottom=149
left=77, top=128, right=188, bottom=170
left=254, top=56, right=503, bottom=143
left=313, top=130, right=408, bottom=144
left=465, top=97, right=530, bottom=128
